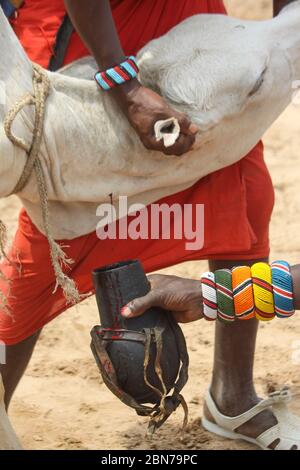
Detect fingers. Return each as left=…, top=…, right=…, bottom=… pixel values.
left=176, top=113, right=199, bottom=136
left=164, top=133, right=195, bottom=156
left=188, top=123, right=199, bottom=135
left=149, top=112, right=198, bottom=156
left=142, top=127, right=196, bottom=156
left=121, top=302, right=202, bottom=324
left=127, top=85, right=198, bottom=155
left=121, top=290, right=158, bottom=318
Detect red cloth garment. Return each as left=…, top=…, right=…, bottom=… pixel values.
left=12, top=0, right=226, bottom=67
left=0, top=0, right=274, bottom=345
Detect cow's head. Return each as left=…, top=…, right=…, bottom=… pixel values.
left=138, top=2, right=300, bottom=131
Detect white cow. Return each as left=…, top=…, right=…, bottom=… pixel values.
left=1, top=2, right=300, bottom=238
left=1, top=1, right=300, bottom=449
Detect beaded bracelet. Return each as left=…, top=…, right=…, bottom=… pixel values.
left=201, top=272, right=218, bottom=321
left=232, top=266, right=255, bottom=320
left=95, top=56, right=139, bottom=91
left=251, top=262, right=275, bottom=321
left=201, top=262, right=295, bottom=322
left=271, top=261, right=295, bottom=318
left=215, top=269, right=235, bottom=324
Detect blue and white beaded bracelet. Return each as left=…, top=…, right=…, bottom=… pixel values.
left=271, top=260, right=295, bottom=318
left=95, top=56, right=139, bottom=91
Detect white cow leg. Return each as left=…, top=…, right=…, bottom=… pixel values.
left=0, top=374, right=22, bottom=450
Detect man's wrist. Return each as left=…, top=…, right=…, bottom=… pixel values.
left=110, top=79, right=141, bottom=116
left=97, top=53, right=127, bottom=70
left=95, top=57, right=140, bottom=94
left=118, top=78, right=141, bottom=100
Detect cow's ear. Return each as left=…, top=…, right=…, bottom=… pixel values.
left=158, top=55, right=215, bottom=110
left=138, top=46, right=220, bottom=124
left=137, top=44, right=205, bottom=102
left=137, top=49, right=165, bottom=94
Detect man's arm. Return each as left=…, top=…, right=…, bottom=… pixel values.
left=64, top=0, right=198, bottom=156
left=273, top=0, right=296, bottom=16
left=64, top=0, right=125, bottom=71
left=121, top=264, right=300, bottom=323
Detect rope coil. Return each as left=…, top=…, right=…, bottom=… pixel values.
left=1, top=64, right=80, bottom=305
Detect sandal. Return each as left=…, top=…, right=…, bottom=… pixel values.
left=202, top=387, right=300, bottom=450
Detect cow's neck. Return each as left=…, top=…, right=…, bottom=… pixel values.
left=0, top=9, right=34, bottom=120
left=49, top=72, right=144, bottom=156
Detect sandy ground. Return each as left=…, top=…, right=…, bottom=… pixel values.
left=1, top=0, right=300, bottom=450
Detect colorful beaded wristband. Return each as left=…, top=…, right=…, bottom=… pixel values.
left=271, top=261, right=295, bottom=318
left=251, top=262, right=275, bottom=321
left=201, top=272, right=218, bottom=321
left=232, top=266, right=255, bottom=320
left=200, top=262, right=296, bottom=324
left=215, top=269, right=235, bottom=324
left=95, top=56, right=139, bottom=91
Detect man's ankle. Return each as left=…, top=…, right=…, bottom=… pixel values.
left=209, top=378, right=259, bottom=416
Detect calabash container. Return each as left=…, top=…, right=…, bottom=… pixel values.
left=90, top=260, right=188, bottom=410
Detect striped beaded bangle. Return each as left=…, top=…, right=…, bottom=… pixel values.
left=271, top=261, right=295, bottom=318
left=215, top=269, right=235, bottom=324
left=251, top=262, right=275, bottom=321
left=232, top=266, right=255, bottom=320
left=95, top=56, right=139, bottom=91
left=201, top=272, right=218, bottom=321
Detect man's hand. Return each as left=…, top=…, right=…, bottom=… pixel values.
left=123, top=84, right=198, bottom=156
left=121, top=274, right=203, bottom=323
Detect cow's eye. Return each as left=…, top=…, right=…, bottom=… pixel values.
left=249, top=67, right=267, bottom=96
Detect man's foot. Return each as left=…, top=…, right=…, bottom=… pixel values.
left=203, top=383, right=280, bottom=449
left=203, top=384, right=300, bottom=450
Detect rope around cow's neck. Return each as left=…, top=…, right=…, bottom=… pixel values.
left=1, top=64, right=81, bottom=306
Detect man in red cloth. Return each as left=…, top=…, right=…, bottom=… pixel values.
left=1, top=0, right=291, bottom=447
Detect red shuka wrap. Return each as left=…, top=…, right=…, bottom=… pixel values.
left=0, top=0, right=274, bottom=345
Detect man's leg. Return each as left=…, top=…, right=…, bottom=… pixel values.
left=206, top=258, right=279, bottom=449
left=0, top=330, right=41, bottom=409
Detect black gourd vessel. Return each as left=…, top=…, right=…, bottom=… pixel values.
left=90, top=260, right=189, bottom=430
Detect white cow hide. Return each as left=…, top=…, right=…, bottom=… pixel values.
left=0, top=3, right=300, bottom=238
